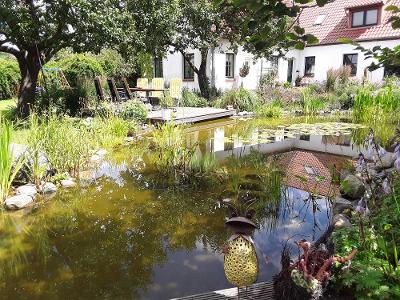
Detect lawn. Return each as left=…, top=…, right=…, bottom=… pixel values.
left=0, top=99, right=16, bottom=112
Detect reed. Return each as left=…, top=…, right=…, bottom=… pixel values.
left=0, top=117, right=24, bottom=203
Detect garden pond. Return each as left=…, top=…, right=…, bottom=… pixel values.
left=0, top=117, right=388, bottom=300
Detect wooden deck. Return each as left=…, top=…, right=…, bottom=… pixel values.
left=171, top=282, right=275, bottom=300
left=147, top=107, right=236, bottom=124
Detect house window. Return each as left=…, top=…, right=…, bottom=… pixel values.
left=183, top=54, right=195, bottom=80
left=153, top=58, right=163, bottom=78
left=352, top=8, right=378, bottom=27
left=343, top=54, right=358, bottom=75
left=304, top=56, right=315, bottom=77
left=225, top=53, right=235, bottom=78
left=314, top=14, right=326, bottom=25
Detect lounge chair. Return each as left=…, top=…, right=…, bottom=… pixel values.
left=94, top=77, right=108, bottom=102
left=122, top=77, right=134, bottom=100
left=170, top=78, right=182, bottom=100
left=107, top=78, right=126, bottom=102
left=151, top=78, right=164, bottom=98
left=136, top=78, right=149, bottom=98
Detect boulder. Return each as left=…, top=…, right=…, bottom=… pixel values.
left=333, top=214, right=352, bottom=229
left=4, top=195, right=34, bottom=210
left=41, top=182, right=57, bottom=194
left=16, top=184, right=37, bottom=197
left=340, top=175, right=366, bottom=200
left=333, top=196, right=353, bottom=214
left=340, top=169, right=352, bottom=181
left=60, top=179, right=76, bottom=188
left=375, top=154, right=396, bottom=170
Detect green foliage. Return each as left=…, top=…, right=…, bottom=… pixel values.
left=332, top=183, right=400, bottom=299
left=300, top=88, right=326, bottom=115
left=96, top=49, right=135, bottom=78
left=353, top=86, right=400, bottom=124
left=0, top=59, right=20, bottom=100
left=256, top=102, right=283, bottom=118
left=160, top=95, right=175, bottom=108
left=53, top=54, right=104, bottom=87
left=214, top=88, right=261, bottom=112
left=119, top=101, right=148, bottom=123
left=150, top=122, right=197, bottom=175
left=181, top=89, right=208, bottom=107
left=0, top=117, right=24, bottom=203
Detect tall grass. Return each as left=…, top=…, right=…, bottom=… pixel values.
left=0, top=117, right=24, bottom=203
left=150, top=122, right=197, bottom=175
left=300, top=88, right=326, bottom=116
left=353, top=87, right=400, bottom=124
left=214, top=88, right=261, bottom=112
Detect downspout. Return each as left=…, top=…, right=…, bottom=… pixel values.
left=211, top=46, right=215, bottom=89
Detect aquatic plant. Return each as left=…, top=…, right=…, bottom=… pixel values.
left=353, top=87, right=400, bottom=124
left=0, top=117, right=24, bottom=202
left=255, top=102, right=283, bottom=118
left=150, top=122, right=197, bottom=176
left=300, top=88, right=326, bottom=116
left=214, top=87, right=261, bottom=112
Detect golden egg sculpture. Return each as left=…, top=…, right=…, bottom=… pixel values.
left=224, top=235, right=258, bottom=287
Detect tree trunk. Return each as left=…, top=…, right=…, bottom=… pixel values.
left=17, top=50, right=41, bottom=117
left=197, top=48, right=211, bottom=100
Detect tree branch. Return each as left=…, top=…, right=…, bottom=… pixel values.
left=0, top=43, right=21, bottom=57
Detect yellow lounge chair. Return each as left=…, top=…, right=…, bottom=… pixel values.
left=137, top=78, right=148, bottom=98
left=152, top=78, right=164, bottom=98
left=170, top=78, right=182, bottom=100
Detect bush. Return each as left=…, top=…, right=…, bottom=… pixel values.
left=160, top=95, right=175, bottom=108
left=119, top=100, right=148, bottom=123
left=214, top=88, right=261, bottom=112
left=0, top=59, right=20, bottom=100
left=53, top=54, right=104, bottom=87
left=256, top=102, right=283, bottom=118
left=34, top=78, right=94, bottom=116
left=181, top=89, right=208, bottom=107
left=332, top=181, right=400, bottom=300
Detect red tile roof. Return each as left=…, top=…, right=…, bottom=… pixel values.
left=278, top=150, right=352, bottom=197
left=297, top=0, right=400, bottom=45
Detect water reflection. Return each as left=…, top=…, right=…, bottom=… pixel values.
left=1, top=118, right=391, bottom=300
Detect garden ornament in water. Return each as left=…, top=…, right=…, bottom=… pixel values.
left=223, top=234, right=259, bottom=288
left=222, top=199, right=259, bottom=288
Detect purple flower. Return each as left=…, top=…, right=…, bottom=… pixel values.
left=382, top=179, right=391, bottom=195
left=355, top=199, right=366, bottom=214
left=394, top=144, right=400, bottom=160
left=378, top=146, right=387, bottom=158
left=395, top=158, right=400, bottom=171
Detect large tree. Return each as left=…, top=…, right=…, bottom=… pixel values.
left=0, top=0, right=135, bottom=116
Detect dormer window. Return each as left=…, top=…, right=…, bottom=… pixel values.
left=351, top=8, right=378, bottom=27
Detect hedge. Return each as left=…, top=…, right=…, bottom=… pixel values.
left=0, top=59, right=21, bottom=100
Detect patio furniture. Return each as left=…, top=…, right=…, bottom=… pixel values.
left=94, top=77, right=108, bottom=102
left=136, top=78, right=149, bottom=98
left=151, top=78, right=164, bottom=98
left=107, top=78, right=127, bottom=102
left=122, top=77, right=134, bottom=100
left=170, top=78, right=182, bottom=100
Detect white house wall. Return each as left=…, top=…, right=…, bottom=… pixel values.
left=279, top=39, right=400, bottom=83
left=162, top=43, right=269, bottom=92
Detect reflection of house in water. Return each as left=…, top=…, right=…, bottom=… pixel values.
left=278, top=150, right=345, bottom=197
left=191, top=125, right=365, bottom=160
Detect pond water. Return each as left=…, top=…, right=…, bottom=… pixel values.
left=1, top=117, right=373, bottom=300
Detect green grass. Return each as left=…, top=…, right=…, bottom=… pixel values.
left=0, top=99, right=16, bottom=112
